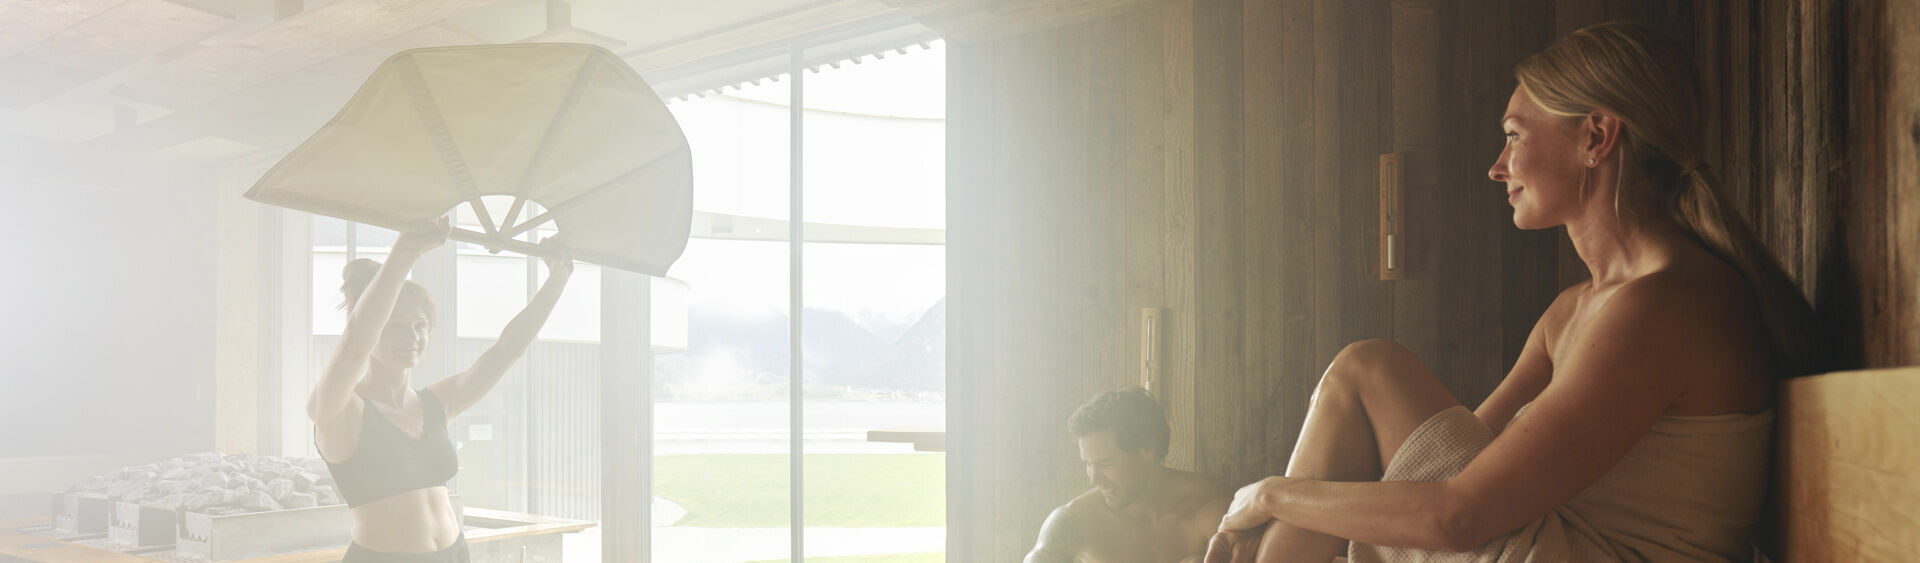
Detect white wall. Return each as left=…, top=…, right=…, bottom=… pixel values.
left=0, top=138, right=218, bottom=474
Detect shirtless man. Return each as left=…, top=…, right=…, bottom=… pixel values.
left=1026, top=388, right=1233, bottom=563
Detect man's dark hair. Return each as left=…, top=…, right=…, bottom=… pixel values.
left=1067, top=388, right=1170, bottom=462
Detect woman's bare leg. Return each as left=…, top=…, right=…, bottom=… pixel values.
left=1254, top=339, right=1464, bottom=563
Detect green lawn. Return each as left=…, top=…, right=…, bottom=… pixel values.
left=745, top=553, right=942, bottom=563
left=654, top=453, right=944, bottom=528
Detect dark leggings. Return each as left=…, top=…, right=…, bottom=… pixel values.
left=342, top=534, right=469, bottom=563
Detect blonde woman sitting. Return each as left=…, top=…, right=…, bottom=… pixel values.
left=1205, top=22, right=1812, bottom=563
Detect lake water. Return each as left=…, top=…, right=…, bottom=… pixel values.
left=655, top=401, right=944, bottom=455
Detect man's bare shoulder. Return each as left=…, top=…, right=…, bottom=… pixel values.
left=1027, top=501, right=1088, bottom=563
left=1165, top=469, right=1232, bottom=524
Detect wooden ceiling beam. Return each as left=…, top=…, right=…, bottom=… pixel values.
left=0, top=0, right=232, bottom=109
left=0, top=0, right=125, bottom=58
left=875, top=0, right=1168, bottom=41
left=92, top=24, right=487, bottom=154
left=112, top=0, right=507, bottom=108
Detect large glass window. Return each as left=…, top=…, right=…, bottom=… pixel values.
left=799, top=43, right=946, bottom=563
left=294, top=37, right=945, bottom=563
left=650, top=70, right=795, bottom=561
left=650, top=40, right=947, bottom=562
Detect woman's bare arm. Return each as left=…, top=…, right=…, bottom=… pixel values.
left=428, top=239, right=572, bottom=419
left=1474, top=282, right=1584, bottom=435
left=1222, top=276, right=1712, bottom=549
left=307, top=217, right=449, bottom=422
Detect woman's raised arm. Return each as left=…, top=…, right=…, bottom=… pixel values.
left=306, top=216, right=450, bottom=422
left=428, top=237, right=572, bottom=419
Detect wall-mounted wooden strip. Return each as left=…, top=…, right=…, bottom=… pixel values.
left=1378, top=153, right=1405, bottom=281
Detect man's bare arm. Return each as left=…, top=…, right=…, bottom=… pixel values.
left=1025, top=505, right=1082, bottom=563
left=1187, top=488, right=1233, bottom=563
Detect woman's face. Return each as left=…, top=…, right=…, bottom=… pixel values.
left=1488, top=86, right=1588, bottom=230
left=372, top=300, right=432, bottom=368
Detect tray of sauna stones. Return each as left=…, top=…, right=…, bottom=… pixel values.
left=60, top=453, right=344, bottom=518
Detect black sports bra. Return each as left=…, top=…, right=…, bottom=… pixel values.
left=318, top=389, right=459, bottom=508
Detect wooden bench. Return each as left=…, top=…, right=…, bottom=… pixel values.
left=1771, top=366, right=1920, bottom=560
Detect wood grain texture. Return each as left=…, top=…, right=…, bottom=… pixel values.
left=1776, top=367, right=1920, bottom=561
left=1836, top=0, right=1920, bottom=368
left=1262, top=0, right=1320, bottom=481
left=880, top=0, right=1168, bottom=41
left=1692, top=0, right=1917, bottom=370
left=115, top=0, right=500, bottom=107
left=0, top=0, right=231, bottom=109
left=1190, top=0, right=1245, bottom=485
left=942, top=0, right=1920, bottom=555
left=1161, top=0, right=1200, bottom=474
left=1234, top=0, right=1302, bottom=485
left=948, top=11, right=1168, bottom=558
left=1489, top=0, right=1563, bottom=374
left=945, top=0, right=1570, bottom=554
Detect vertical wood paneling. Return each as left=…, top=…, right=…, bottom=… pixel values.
left=1236, top=0, right=1297, bottom=483
left=1690, top=0, right=1916, bottom=371
left=1160, top=0, right=1201, bottom=473
left=994, top=27, right=1051, bottom=559
left=1832, top=0, right=1919, bottom=369
left=943, top=0, right=1573, bottom=553
left=1190, top=0, right=1245, bottom=482
left=1865, top=0, right=1920, bottom=366
left=932, top=0, right=1920, bottom=556
left=1305, top=0, right=1344, bottom=376
left=1493, top=0, right=1563, bottom=370
left=1392, top=0, right=1506, bottom=403
left=1267, top=0, right=1319, bottom=474
left=946, top=0, right=1920, bottom=556
left=1331, top=0, right=1395, bottom=364
left=1111, top=5, right=1177, bottom=464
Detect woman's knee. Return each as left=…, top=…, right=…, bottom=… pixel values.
left=1323, top=339, right=1419, bottom=388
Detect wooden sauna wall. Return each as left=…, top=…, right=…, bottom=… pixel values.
left=944, top=0, right=1917, bottom=558
left=1556, top=0, right=1919, bottom=370
left=1695, top=0, right=1920, bottom=370
left=947, top=0, right=1572, bottom=558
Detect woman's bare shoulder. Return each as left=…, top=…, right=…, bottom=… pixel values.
left=1621, top=260, right=1758, bottom=322
left=1579, top=266, right=1764, bottom=380
left=1535, top=280, right=1592, bottom=344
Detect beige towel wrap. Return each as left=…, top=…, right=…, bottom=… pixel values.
left=1348, top=403, right=1774, bottom=562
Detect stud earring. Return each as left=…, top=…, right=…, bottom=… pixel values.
left=1586, top=158, right=1595, bottom=166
